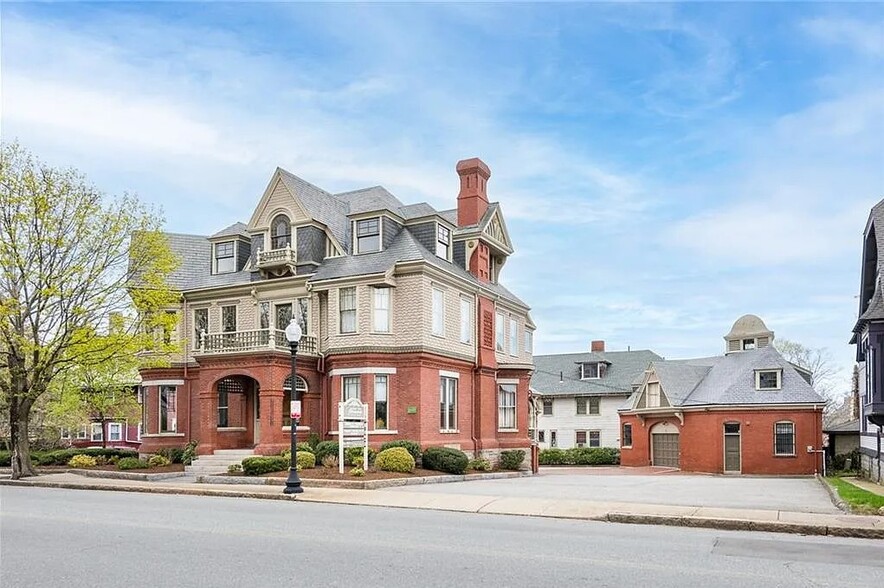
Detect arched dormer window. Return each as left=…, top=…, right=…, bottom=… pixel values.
left=271, top=214, right=292, bottom=250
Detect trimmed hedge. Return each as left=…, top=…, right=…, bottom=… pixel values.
left=379, top=440, right=421, bottom=464
left=467, top=458, right=492, bottom=472
left=242, top=456, right=288, bottom=476
left=35, top=448, right=138, bottom=466
left=68, top=455, right=97, bottom=469
left=314, top=441, right=339, bottom=464
left=375, top=447, right=415, bottom=473
left=539, top=447, right=620, bottom=466
left=422, top=446, right=469, bottom=475
left=117, top=457, right=150, bottom=470
left=297, top=452, right=316, bottom=470
left=499, top=450, right=525, bottom=471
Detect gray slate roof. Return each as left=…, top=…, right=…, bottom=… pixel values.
left=640, top=345, right=826, bottom=408
left=854, top=199, right=884, bottom=332
left=531, top=350, right=663, bottom=396
left=824, top=419, right=860, bottom=433
left=158, top=168, right=528, bottom=307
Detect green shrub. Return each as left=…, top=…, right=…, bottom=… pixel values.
left=297, top=452, right=316, bottom=469
left=68, top=454, right=97, bottom=469
left=314, top=441, right=339, bottom=463
left=181, top=440, right=199, bottom=465
left=157, top=447, right=185, bottom=464
left=35, top=448, right=138, bottom=466
left=538, top=448, right=574, bottom=465
left=148, top=454, right=171, bottom=468
left=0, top=451, right=10, bottom=467
left=321, top=454, right=339, bottom=468
left=349, top=467, right=365, bottom=477
left=93, top=455, right=109, bottom=466
left=499, top=450, right=525, bottom=471
left=467, top=458, right=492, bottom=471
left=379, top=440, right=421, bottom=464
left=566, top=447, right=620, bottom=466
left=422, top=447, right=469, bottom=475
left=228, top=463, right=242, bottom=474
left=241, top=456, right=288, bottom=476
left=344, top=446, right=376, bottom=466
left=117, top=457, right=150, bottom=470
left=307, top=432, right=321, bottom=451
left=375, top=447, right=415, bottom=473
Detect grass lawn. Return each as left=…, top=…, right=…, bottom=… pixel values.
left=826, top=477, right=884, bottom=514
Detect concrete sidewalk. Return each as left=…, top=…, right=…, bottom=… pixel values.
left=2, top=472, right=883, bottom=539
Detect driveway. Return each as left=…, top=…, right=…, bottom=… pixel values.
left=388, top=467, right=841, bottom=514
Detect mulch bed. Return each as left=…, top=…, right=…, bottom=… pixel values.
left=227, top=467, right=448, bottom=481
left=38, top=464, right=185, bottom=474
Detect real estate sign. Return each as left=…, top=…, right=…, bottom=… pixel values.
left=338, top=398, right=368, bottom=474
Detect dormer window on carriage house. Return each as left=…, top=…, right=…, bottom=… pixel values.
left=356, top=218, right=381, bottom=254
left=436, top=224, right=451, bottom=260
left=271, top=214, right=292, bottom=250
left=213, top=241, right=236, bottom=274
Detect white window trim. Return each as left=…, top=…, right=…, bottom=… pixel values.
left=524, top=330, right=533, bottom=354
left=439, top=370, right=460, bottom=379
left=440, top=375, right=458, bottom=431
left=339, top=287, right=358, bottom=335
left=774, top=421, right=796, bottom=456
left=159, top=385, right=178, bottom=434
left=91, top=423, right=104, bottom=442
left=108, top=422, right=123, bottom=442
left=622, top=423, right=633, bottom=448
left=436, top=222, right=451, bottom=260
left=497, top=383, right=517, bottom=432
left=495, top=311, right=505, bottom=352
left=756, top=369, right=783, bottom=391
left=213, top=240, right=237, bottom=275
left=508, top=316, right=519, bottom=356
left=60, top=427, right=71, bottom=440
left=432, top=287, right=445, bottom=337
left=329, top=367, right=397, bottom=376
left=372, top=287, right=391, bottom=334
left=341, top=375, right=361, bottom=401
left=581, top=362, right=601, bottom=380
left=459, top=296, right=472, bottom=344
left=373, top=374, right=390, bottom=431
left=542, top=398, right=554, bottom=416
left=220, top=304, right=238, bottom=333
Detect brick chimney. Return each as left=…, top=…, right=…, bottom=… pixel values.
left=591, top=340, right=605, bottom=353
left=456, top=157, right=491, bottom=227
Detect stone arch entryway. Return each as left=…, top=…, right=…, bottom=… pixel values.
left=213, top=375, right=260, bottom=449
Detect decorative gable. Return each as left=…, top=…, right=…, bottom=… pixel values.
left=635, top=368, right=671, bottom=409
left=479, top=206, right=513, bottom=254
left=247, top=171, right=311, bottom=231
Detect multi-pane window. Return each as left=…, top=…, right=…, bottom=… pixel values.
left=194, top=308, right=208, bottom=345
left=440, top=376, right=457, bottom=430
left=757, top=370, right=781, bottom=390
left=259, top=301, right=270, bottom=330
left=576, top=397, right=599, bottom=415
left=91, top=423, right=104, bottom=442
left=282, top=376, right=308, bottom=427
left=646, top=382, right=661, bottom=407
left=160, top=386, right=177, bottom=433
left=271, top=214, right=291, bottom=249
left=374, top=375, right=388, bottom=430
left=460, top=297, right=472, bottom=344
left=581, top=362, right=601, bottom=379
left=432, top=288, right=445, bottom=336
left=276, top=303, right=292, bottom=331
left=509, top=317, right=518, bottom=355
left=340, top=288, right=357, bottom=333
left=495, top=311, right=505, bottom=351
left=550, top=430, right=558, bottom=448
left=542, top=398, right=553, bottom=416
left=77, top=426, right=88, bottom=440
left=498, top=384, right=517, bottom=429
left=215, top=241, right=235, bottom=273
left=218, top=387, right=229, bottom=427
left=525, top=330, right=533, bottom=353
left=575, top=430, right=601, bottom=447
left=774, top=422, right=795, bottom=456
left=60, top=428, right=71, bottom=440
left=436, top=224, right=451, bottom=259
left=342, top=376, right=360, bottom=401
left=537, top=430, right=546, bottom=443
left=108, top=423, right=122, bottom=442
left=373, top=288, right=390, bottom=332
left=622, top=423, right=633, bottom=447
left=589, top=430, right=601, bottom=447
left=356, top=218, right=380, bottom=253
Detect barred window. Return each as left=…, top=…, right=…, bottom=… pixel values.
left=774, top=422, right=795, bottom=456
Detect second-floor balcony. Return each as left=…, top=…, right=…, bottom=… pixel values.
left=196, top=329, right=318, bottom=356
left=256, top=246, right=297, bottom=272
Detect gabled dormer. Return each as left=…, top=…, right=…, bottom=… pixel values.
left=724, top=314, right=774, bottom=354
left=635, top=367, right=671, bottom=409
left=579, top=361, right=609, bottom=380
left=209, top=223, right=250, bottom=275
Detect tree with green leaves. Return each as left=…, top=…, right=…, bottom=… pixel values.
left=0, top=142, right=179, bottom=478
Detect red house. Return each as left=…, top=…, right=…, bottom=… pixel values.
left=619, top=315, right=825, bottom=475
left=137, top=158, right=534, bottom=464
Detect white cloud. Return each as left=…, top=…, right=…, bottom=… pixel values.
left=802, top=17, right=884, bottom=57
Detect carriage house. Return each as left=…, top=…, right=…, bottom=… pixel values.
left=136, top=158, right=534, bottom=463
left=619, top=315, right=825, bottom=475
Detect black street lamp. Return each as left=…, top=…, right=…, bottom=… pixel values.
left=283, top=319, right=303, bottom=495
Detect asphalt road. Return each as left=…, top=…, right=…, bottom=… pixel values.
left=1, top=487, right=882, bottom=588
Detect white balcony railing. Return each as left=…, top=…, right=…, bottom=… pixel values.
left=256, top=246, right=296, bottom=269
left=196, top=329, right=317, bottom=355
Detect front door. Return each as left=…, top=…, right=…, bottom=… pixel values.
left=652, top=433, right=680, bottom=468
left=724, top=423, right=741, bottom=473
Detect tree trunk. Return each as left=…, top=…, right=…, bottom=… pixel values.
left=9, top=396, right=37, bottom=479
left=102, top=420, right=108, bottom=449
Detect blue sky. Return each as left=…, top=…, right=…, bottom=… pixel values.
left=3, top=2, right=883, bottom=396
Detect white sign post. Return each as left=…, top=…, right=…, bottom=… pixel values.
left=338, top=398, right=368, bottom=474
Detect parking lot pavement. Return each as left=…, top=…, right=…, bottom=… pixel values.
left=388, top=470, right=842, bottom=514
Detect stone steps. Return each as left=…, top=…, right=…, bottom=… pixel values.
left=185, top=449, right=255, bottom=476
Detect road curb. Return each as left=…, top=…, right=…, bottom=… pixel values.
left=3, top=478, right=882, bottom=539
left=817, top=474, right=849, bottom=512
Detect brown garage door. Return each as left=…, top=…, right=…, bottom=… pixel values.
left=652, top=433, right=680, bottom=468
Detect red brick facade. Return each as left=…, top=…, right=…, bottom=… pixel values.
left=619, top=408, right=824, bottom=475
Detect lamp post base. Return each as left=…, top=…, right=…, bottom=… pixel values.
left=283, top=468, right=303, bottom=494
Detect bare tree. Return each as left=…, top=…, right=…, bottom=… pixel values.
left=0, top=143, right=178, bottom=478
left=774, top=338, right=843, bottom=401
